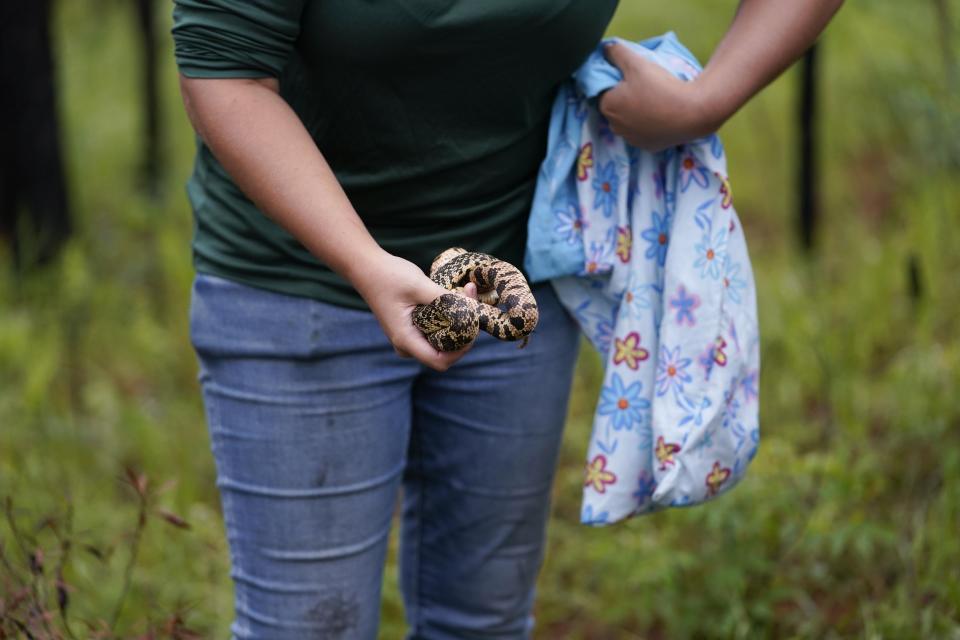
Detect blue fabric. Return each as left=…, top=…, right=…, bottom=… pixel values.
left=190, top=273, right=581, bottom=639
left=526, top=33, right=704, bottom=280
left=525, top=33, right=761, bottom=525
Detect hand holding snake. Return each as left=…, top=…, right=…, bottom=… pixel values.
left=412, top=248, right=539, bottom=352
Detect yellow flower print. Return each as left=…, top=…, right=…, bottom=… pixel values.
left=718, top=174, right=733, bottom=209
left=705, top=461, right=731, bottom=496
left=712, top=336, right=728, bottom=367
left=615, top=225, right=632, bottom=262
left=655, top=436, right=681, bottom=471
left=577, top=142, right=594, bottom=181
left=584, top=454, right=617, bottom=493
left=612, top=331, right=650, bottom=370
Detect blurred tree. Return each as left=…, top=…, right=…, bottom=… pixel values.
left=135, top=0, right=163, bottom=195
left=0, top=0, right=72, bottom=268
left=933, top=0, right=956, bottom=86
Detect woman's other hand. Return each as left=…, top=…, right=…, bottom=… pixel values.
left=349, top=251, right=478, bottom=371
left=598, top=41, right=715, bottom=153
left=599, top=0, right=844, bottom=153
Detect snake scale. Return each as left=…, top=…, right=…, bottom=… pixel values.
left=413, top=248, right=539, bottom=352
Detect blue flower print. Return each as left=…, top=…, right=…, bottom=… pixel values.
left=679, top=154, right=711, bottom=193
left=581, top=240, right=613, bottom=276
left=623, top=280, right=653, bottom=318
left=652, top=164, right=666, bottom=201
left=687, top=425, right=716, bottom=458
left=593, top=319, right=613, bottom=358
left=620, top=274, right=663, bottom=330
left=640, top=210, right=671, bottom=266
left=581, top=504, right=610, bottom=525
left=679, top=396, right=712, bottom=428
left=596, top=115, right=617, bottom=145
left=693, top=226, right=729, bottom=280
left=698, top=343, right=716, bottom=381
left=722, top=393, right=741, bottom=431
left=731, top=420, right=747, bottom=454
left=669, top=284, right=700, bottom=326
left=591, top=161, right=619, bottom=217
left=553, top=202, right=587, bottom=245
left=570, top=299, right=613, bottom=357
left=628, top=153, right=642, bottom=200
left=598, top=373, right=650, bottom=431
left=727, top=318, right=741, bottom=353
left=656, top=345, right=693, bottom=397
left=567, top=93, right=588, bottom=123
left=670, top=494, right=693, bottom=507
left=693, top=197, right=715, bottom=231
left=633, top=471, right=657, bottom=504
left=748, top=428, right=760, bottom=460
left=594, top=420, right=620, bottom=456
left=710, top=134, right=724, bottom=160
left=569, top=298, right=592, bottom=328
left=635, top=419, right=653, bottom=453
left=622, top=279, right=664, bottom=329
left=740, top=369, right=759, bottom=403
left=722, top=257, right=747, bottom=304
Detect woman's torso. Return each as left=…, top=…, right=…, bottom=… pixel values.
left=185, top=0, right=619, bottom=308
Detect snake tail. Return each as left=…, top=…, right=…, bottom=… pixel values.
left=470, top=262, right=539, bottom=344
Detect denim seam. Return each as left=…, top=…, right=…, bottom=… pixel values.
left=410, top=412, right=425, bottom=635
left=414, top=472, right=554, bottom=499
left=414, top=403, right=560, bottom=437
left=215, top=460, right=405, bottom=498
left=205, top=387, right=248, bottom=637
left=202, top=379, right=409, bottom=412
left=258, top=520, right=392, bottom=562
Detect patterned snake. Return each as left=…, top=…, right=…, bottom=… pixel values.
left=412, top=248, right=539, bottom=351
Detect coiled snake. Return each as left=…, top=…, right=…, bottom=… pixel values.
left=413, top=248, right=539, bottom=351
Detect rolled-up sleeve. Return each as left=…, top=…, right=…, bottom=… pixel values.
left=172, top=0, right=306, bottom=78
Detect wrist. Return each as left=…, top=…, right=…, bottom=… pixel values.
left=343, top=245, right=394, bottom=297
left=690, top=71, right=736, bottom=136
left=682, top=82, right=714, bottom=140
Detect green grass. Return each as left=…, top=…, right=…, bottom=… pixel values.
left=1, top=1, right=958, bottom=637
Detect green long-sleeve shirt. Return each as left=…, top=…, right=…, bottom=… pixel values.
left=172, top=0, right=618, bottom=309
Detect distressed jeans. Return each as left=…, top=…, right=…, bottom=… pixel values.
left=189, top=273, right=581, bottom=639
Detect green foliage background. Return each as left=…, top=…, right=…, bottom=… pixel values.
left=1, top=1, right=958, bottom=637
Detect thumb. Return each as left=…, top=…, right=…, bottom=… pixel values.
left=407, top=270, right=449, bottom=306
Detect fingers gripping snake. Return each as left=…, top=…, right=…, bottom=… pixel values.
left=413, top=248, right=539, bottom=351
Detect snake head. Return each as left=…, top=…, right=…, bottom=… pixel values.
left=413, top=293, right=481, bottom=352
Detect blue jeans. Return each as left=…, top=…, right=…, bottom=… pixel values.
left=189, top=274, right=581, bottom=639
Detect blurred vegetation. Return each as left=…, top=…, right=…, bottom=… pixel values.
left=1, top=0, right=958, bottom=637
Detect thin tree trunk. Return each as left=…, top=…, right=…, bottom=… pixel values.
left=933, top=0, right=957, bottom=86
left=0, top=0, right=72, bottom=267
left=135, top=0, right=162, bottom=195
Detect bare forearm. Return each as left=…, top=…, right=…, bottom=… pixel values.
left=698, top=0, right=845, bottom=127
left=177, top=75, right=468, bottom=369
left=178, top=75, right=384, bottom=288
